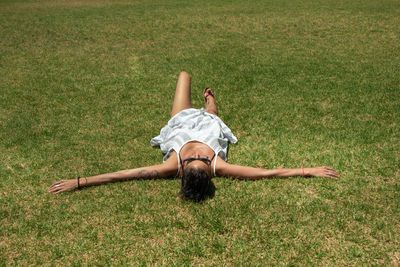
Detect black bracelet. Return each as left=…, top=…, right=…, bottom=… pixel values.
left=77, top=176, right=81, bottom=189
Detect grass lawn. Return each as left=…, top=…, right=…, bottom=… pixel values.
left=1, top=0, right=399, bottom=265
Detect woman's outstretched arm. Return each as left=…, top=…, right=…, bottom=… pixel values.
left=216, top=159, right=339, bottom=179
left=48, top=157, right=178, bottom=194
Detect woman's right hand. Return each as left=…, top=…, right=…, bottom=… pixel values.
left=48, top=179, right=78, bottom=194
left=308, top=166, right=340, bottom=178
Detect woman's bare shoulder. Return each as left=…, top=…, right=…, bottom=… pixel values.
left=214, top=156, right=230, bottom=175
left=166, top=150, right=177, bottom=160
left=164, top=151, right=178, bottom=167
left=159, top=152, right=178, bottom=177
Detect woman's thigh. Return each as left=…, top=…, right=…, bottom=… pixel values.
left=170, top=72, right=192, bottom=117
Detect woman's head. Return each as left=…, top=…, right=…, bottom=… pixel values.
left=180, top=165, right=213, bottom=202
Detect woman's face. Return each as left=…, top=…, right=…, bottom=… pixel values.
left=180, top=158, right=211, bottom=177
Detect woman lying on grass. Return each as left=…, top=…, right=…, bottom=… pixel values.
left=49, top=72, right=339, bottom=201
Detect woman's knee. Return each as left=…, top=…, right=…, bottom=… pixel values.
left=179, top=71, right=190, bottom=79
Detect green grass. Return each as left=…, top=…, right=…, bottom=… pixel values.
left=1, top=0, right=399, bottom=265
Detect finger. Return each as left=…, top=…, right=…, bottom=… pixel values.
left=323, top=171, right=332, bottom=178
left=329, top=171, right=339, bottom=178
left=53, top=188, right=64, bottom=194
left=49, top=185, right=63, bottom=193
left=49, top=182, right=62, bottom=190
left=331, top=169, right=339, bottom=175
left=50, top=181, right=62, bottom=188
left=325, top=167, right=337, bottom=173
left=48, top=186, right=57, bottom=192
left=49, top=187, right=59, bottom=193
left=332, top=169, right=339, bottom=175
left=49, top=185, right=58, bottom=191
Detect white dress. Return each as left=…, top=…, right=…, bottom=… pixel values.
left=150, top=108, right=238, bottom=175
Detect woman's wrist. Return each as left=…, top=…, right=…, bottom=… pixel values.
left=302, top=168, right=311, bottom=177
left=77, top=177, right=81, bottom=189
left=75, top=177, right=88, bottom=189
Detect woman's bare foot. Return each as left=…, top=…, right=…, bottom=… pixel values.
left=203, top=88, right=218, bottom=115
left=203, top=87, right=215, bottom=104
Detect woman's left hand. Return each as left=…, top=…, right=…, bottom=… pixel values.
left=48, top=179, right=78, bottom=194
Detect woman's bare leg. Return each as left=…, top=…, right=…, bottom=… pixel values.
left=170, top=71, right=192, bottom=117
left=204, top=88, right=218, bottom=116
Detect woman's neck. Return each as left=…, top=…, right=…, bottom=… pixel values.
left=180, top=141, right=215, bottom=160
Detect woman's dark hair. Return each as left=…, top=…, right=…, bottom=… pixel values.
left=180, top=166, right=213, bottom=202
